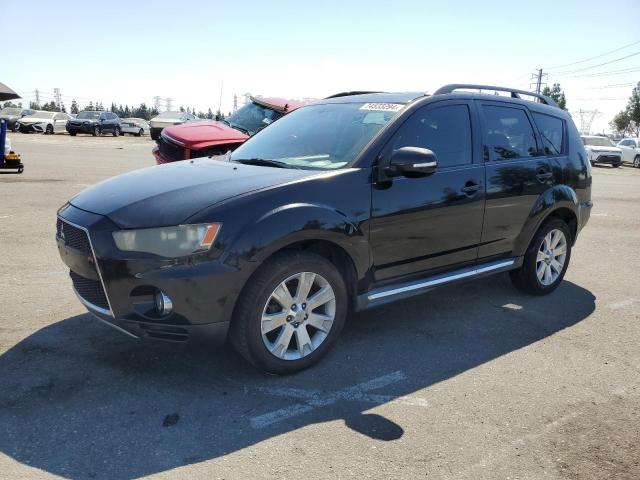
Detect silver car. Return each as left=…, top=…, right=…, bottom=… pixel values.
left=16, top=111, right=71, bottom=134
left=617, top=138, right=640, bottom=168
left=120, top=118, right=150, bottom=136
left=149, top=111, right=196, bottom=140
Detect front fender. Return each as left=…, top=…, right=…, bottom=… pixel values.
left=513, top=185, right=579, bottom=255
left=225, top=202, right=370, bottom=280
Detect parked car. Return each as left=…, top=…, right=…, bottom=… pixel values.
left=120, top=118, right=150, bottom=136
left=617, top=137, right=640, bottom=167
left=581, top=135, right=622, bottom=167
left=153, top=97, right=306, bottom=164
left=56, top=84, right=591, bottom=374
left=66, top=111, right=122, bottom=136
left=149, top=111, right=197, bottom=140
left=15, top=111, right=71, bottom=134
left=0, top=107, right=35, bottom=130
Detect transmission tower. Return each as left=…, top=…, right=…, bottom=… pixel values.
left=35, top=89, right=40, bottom=106
left=164, top=97, right=173, bottom=111
left=530, top=68, right=548, bottom=94
left=54, top=88, right=62, bottom=110
left=153, top=96, right=161, bottom=111
left=575, top=109, right=602, bottom=135
left=233, top=94, right=238, bottom=112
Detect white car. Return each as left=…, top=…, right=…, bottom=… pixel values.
left=120, top=118, right=150, bottom=136
left=16, top=111, right=71, bottom=134
left=149, top=111, right=197, bottom=140
left=617, top=138, right=640, bottom=168
left=581, top=136, right=623, bottom=168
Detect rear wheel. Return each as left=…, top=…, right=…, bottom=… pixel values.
left=93, top=126, right=100, bottom=137
left=510, top=218, right=571, bottom=295
left=634, top=155, right=640, bottom=168
left=45, top=124, right=53, bottom=135
left=113, top=126, right=120, bottom=137
left=137, top=128, right=143, bottom=137
left=230, top=251, right=348, bottom=374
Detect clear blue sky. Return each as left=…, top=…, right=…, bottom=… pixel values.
left=5, top=0, right=639, bottom=131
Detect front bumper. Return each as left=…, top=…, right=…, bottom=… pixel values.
left=56, top=204, right=246, bottom=344
left=593, top=154, right=622, bottom=165
left=66, top=123, right=96, bottom=133
left=16, top=123, right=45, bottom=133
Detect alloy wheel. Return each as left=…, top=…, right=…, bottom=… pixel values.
left=536, top=229, right=567, bottom=286
left=261, top=271, right=336, bottom=360
left=634, top=156, right=640, bottom=168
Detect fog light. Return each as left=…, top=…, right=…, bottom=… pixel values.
left=154, top=290, right=173, bottom=316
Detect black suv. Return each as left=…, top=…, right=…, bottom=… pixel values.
left=56, top=84, right=592, bottom=374
left=66, top=111, right=121, bottom=136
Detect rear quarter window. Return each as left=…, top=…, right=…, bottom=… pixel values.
left=532, top=112, right=565, bottom=155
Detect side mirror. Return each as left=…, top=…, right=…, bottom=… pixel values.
left=386, top=147, right=438, bottom=177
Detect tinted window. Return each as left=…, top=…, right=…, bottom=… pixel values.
left=532, top=112, right=564, bottom=155
left=390, top=104, right=472, bottom=167
left=482, top=105, right=537, bottom=161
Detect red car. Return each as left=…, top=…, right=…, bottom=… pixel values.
left=153, top=96, right=307, bottom=164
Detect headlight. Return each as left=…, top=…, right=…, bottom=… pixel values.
left=112, top=223, right=221, bottom=257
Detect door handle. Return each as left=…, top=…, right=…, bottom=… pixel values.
left=461, top=181, right=480, bottom=197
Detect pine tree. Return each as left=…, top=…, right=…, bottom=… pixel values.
left=206, top=108, right=214, bottom=119
left=70, top=100, right=79, bottom=114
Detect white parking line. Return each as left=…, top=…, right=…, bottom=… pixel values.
left=250, top=370, right=428, bottom=429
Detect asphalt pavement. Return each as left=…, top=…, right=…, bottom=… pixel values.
left=0, top=132, right=638, bottom=479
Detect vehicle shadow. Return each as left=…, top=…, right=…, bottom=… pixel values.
left=0, top=275, right=595, bottom=479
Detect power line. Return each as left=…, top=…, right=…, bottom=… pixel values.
left=545, top=39, right=640, bottom=70
left=558, top=66, right=640, bottom=79
left=552, top=50, right=640, bottom=75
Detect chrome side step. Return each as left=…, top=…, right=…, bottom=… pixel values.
left=357, top=258, right=518, bottom=310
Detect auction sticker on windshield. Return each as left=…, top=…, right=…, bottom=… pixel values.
left=360, top=103, right=404, bottom=112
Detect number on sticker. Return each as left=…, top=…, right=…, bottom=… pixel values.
left=360, top=103, right=404, bottom=112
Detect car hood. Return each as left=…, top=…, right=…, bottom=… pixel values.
left=20, top=117, right=53, bottom=124
left=585, top=145, right=622, bottom=153
left=162, top=121, right=249, bottom=150
left=69, top=159, right=319, bottom=228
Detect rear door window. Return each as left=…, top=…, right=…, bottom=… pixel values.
left=532, top=112, right=565, bottom=155
left=481, top=105, right=538, bottom=161
left=389, top=104, right=472, bottom=168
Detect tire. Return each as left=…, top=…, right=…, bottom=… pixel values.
left=45, top=124, right=53, bottom=135
left=612, top=162, right=621, bottom=168
left=113, top=126, right=120, bottom=137
left=93, top=126, right=100, bottom=137
left=137, top=128, right=143, bottom=137
left=12, top=124, right=20, bottom=132
left=150, top=130, right=159, bottom=141
left=510, top=218, right=572, bottom=296
left=230, top=251, right=348, bottom=374
left=69, top=131, right=76, bottom=136
left=634, top=156, right=640, bottom=168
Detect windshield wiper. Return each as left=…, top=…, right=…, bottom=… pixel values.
left=234, top=158, right=300, bottom=169
left=222, top=119, right=251, bottom=136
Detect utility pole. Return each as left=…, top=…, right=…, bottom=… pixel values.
left=153, top=96, right=161, bottom=112
left=164, top=97, right=173, bottom=111
left=218, top=81, right=224, bottom=114
left=530, top=69, right=548, bottom=95
left=34, top=89, right=40, bottom=107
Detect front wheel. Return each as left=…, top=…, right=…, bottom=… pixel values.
left=137, top=128, right=143, bottom=137
left=613, top=162, right=621, bottom=168
left=510, top=218, right=572, bottom=295
left=45, top=124, right=54, bottom=135
left=230, top=251, right=348, bottom=374
left=113, top=126, right=120, bottom=137
left=93, top=126, right=100, bottom=137
left=69, top=131, right=77, bottom=136
left=634, top=156, right=640, bottom=168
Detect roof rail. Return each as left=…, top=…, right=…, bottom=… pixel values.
left=433, top=84, right=558, bottom=108
left=324, top=91, right=384, bottom=99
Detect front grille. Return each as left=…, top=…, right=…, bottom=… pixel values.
left=70, top=271, right=110, bottom=310
left=56, top=218, right=92, bottom=254
left=597, top=155, right=621, bottom=162
left=157, top=136, right=187, bottom=162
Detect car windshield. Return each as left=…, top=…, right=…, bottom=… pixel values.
left=230, top=102, right=402, bottom=169
left=155, top=111, right=181, bottom=119
left=582, top=137, right=614, bottom=147
left=77, top=111, right=101, bottom=120
left=225, top=102, right=284, bottom=136
left=0, top=108, right=21, bottom=116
